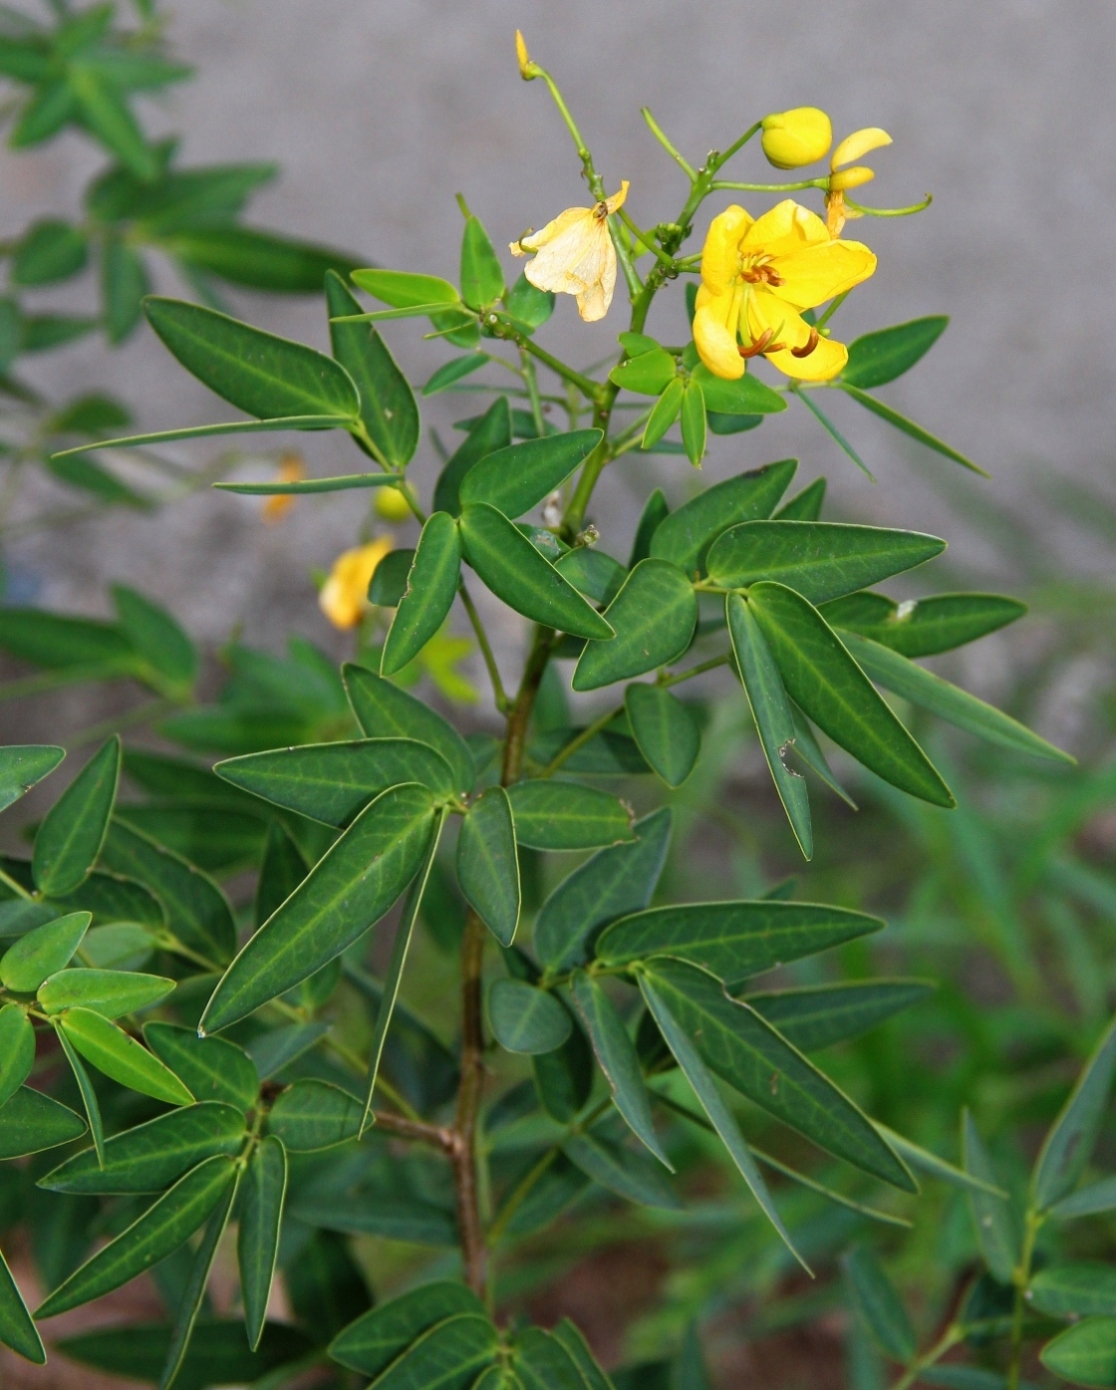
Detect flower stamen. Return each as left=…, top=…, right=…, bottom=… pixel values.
left=791, top=329, right=820, bottom=359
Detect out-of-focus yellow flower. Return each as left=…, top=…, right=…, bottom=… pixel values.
left=510, top=182, right=630, bottom=322
left=761, top=107, right=832, bottom=170
left=825, top=127, right=891, bottom=235
left=374, top=486, right=413, bottom=523
left=262, top=454, right=304, bottom=523
left=693, top=200, right=876, bottom=382
left=319, top=535, right=394, bottom=630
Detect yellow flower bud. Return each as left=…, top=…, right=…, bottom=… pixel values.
left=831, top=127, right=891, bottom=171
left=828, top=165, right=875, bottom=192
left=374, top=486, right=414, bottom=523
left=515, top=30, right=533, bottom=79
left=319, top=536, right=394, bottom=630
left=760, top=107, right=833, bottom=170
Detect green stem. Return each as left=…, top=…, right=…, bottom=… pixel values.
left=659, top=652, right=732, bottom=687
left=0, top=866, right=31, bottom=901
left=519, top=347, right=546, bottom=439
left=615, top=209, right=677, bottom=271
left=458, top=582, right=508, bottom=712
left=512, top=328, right=602, bottom=401
left=1007, top=1210, right=1041, bottom=1390
left=711, top=177, right=827, bottom=193
left=539, top=703, right=619, bottom=778
left=68, top=697, right=176, bottom=749
left=889, top=1325, right=965, bottom=1390
left=641, top=107, right=696, bottom=179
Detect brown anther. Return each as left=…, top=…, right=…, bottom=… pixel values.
left=741, top=264, right=785, bottom=287
left=791, top=328, right=820, bottom=359
left=739, top=329, right=785, bottom=359
left=593, top=201, right=609, bottom=220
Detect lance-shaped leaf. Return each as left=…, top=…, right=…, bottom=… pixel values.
left=38, top=968, right=175, bottom=1019
left=351, top=268, right=461, bottom=308
left=507, top=782, right=635, bottom=851
left=642, top=376, right=685, bottom=449
left=691, top=364, right=787, bottom=416
left=775, top=478, right=827, bottom=521
left=433, top=395, right=512, bottom=516
left=238, top=1136, right=287, bottom=1352
left=202, top=784, right=438, bottom=1034
left=145, top=297, right=360, bottom=422
left=36, top=1154, right=238, bottom=1319
left=56, top=1320, right=313, bottom=1386
left=514, top=1326, right=602, bottom=1389
left=461, top=214, right=506, bottom=307
left=642, top=959, right=913, bottom=1188
left=638, top=969, right=804, bottom=1267
left=0, top=745, right=64, bottom=814
left=460, top=430, right=601, bottom=519
left=113, top=585, right=197, bottom=699
left=842, top=316, right=949, bottom=389
left=1041, top=1317, right=1116, bottom=1387
left=837, top=382, right=985, bottom=476
left=55, top=1020, right=105, bottom=1165
left=840, top=632, right=1074, bottom=765
left=787, top=702, right=856, bottom=807
left=0, top=1246, right=44, bottom=1365
left=874, top=1124, right=1003, bottom=1198
left=552, top=1319, right=616, bottom=1390
left=597, top=899, right=883, bottom=983
left=570, top=970, right=671, bottom=1167
left=821, top=591, right=1026, bottom=658
left=728, top=593, right=812, bottom=859
left=842, top=1245, right=916, bottom=1362
left=555, top=548, right=627, bottom=606
left=457, top=786, right=519, bottom=946
left=748, top=583, right=954, bottom=807
left=611, top=346, right=677, bottom=395
left=459, top=503, right=614, bottom=640
left=681, top=377, right=707, bottom=465
left=488, top=979, right=571, bottom=1054
left=563, top=1130, right=680, bottom=1209
left=352, top=1312, right=497, bottom=1389
left=59, top=1008, right=195, bottom=1107
left=382, top=512, right=462, bottom=675
left=215, top=738, right=454, bottom=828
left=32, top=736, right=121, bottom=897
left=143, top=1024, right=259, bottom=1112
left=650, top=459, right=798, bottom=577
left=0, top=1006, right=34, bottom=1110
left=573, top=559, right=696, bottom=691
left=625, top=684, right=701, bottom=787
left=0, top=910, right=90, bottom=991
left=267, top=1079, right=363, bottom=1151
left=1032, top=1013, right=1116, bottom=1211
left=344, top=663, right=475, bottom=793
left=248, top=1022, right=329, bottom=1082
left=52, top=416, right=354, bottom=459
left=1049, top=1177, right=1116, bottom=1222
left=745, top=979, right=934, bottom=1051
left=325, top=271, right=419, bottom=466
left=0, top=1087, right=86, bottom=1159
left=329, top=1280, right=486, bottom=1377
left=963, top=1111, right=1022, bottom=1283
left=1029, top=1265, right=1116, bottom=1320
left=40, top=1102, right=245, bottom=1195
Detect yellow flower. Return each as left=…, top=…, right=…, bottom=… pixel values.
left=761, top=107, right=832, bottom=170
left=510, top=182, right=630, bottom=322
left=319, top=535, right=394, bottom=630
left=692, top=200, right=876, bottom=382
left=825, top=127, right=891, bottom=236
left=262, top=454, right=304, bottom=523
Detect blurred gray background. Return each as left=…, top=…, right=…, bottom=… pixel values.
left=3, top=0, right=1114, bottom=681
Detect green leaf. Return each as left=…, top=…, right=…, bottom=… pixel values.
left=457, top=787, right=519, bottom=947
left=775, top=478, right=827, bottom=521
left=36, top=1154, right=238, bottom=1319
left=690, top=365, right=787, bottom=415
left=642, top=959, right=913, bottom=1188
left=247, top=1022, right=329, bottom=1081
left=0, top=609, right=133, bottom=672
left=0, top=910, right=90, bottom=991
left=344, top=664, right=475, bottom=793
left=842, top=316, right=949, bottom=390
left=708, top=521, right=945, bottom=605
left=329, top=1281, right=485, bottom=1377
left=460, top=215, right=506, bottom=308
left=360, top=1312, right=497, bottom=1389
left=793, top=386, right=873, bottom=478
left=1030, top=1265, right=1116, bottom=1320
left=40, top=1103, right=245, bottom=1195
left=489, top=979, right=571, bottom=1054
left=505, top=273, right=554, bottom=331
left=1049, top=1178, right=1116, bottom=1221
left=201, top=784, right=438, bottom=1034
left=1032, top=1014, right=1116, bottom=1211
left=238, top=1136, right=287, bottom=1352
left=351, top=268, right=461, bottom=308
left=433, top=396, right=512, bottom=517
left=55, top=1019, right=105, bottom=1165
left=507, top=782, right=635, bottom=851
left=59, top=1008, right=195, bottom=1107
left=963, top=1112, right=1021, bottom=1283
left=837, top=383, right=986, bottom=476
left=533, top=1010, right=594, bottom=1123
left=611, top=347, right=677, bottom=396
left=423, top=355, right=487, bottom=395
left=555, top=548, right=627, bottom=606
left=102, top=235, right=150, bottom=343
left=573, top=558, right=696, bottom=692
left=144, top=297, right=360, bottom=422
left=267, top=1078, right=362, bottom=1151
left=32, top=736, right=121, bottom=897
left=52, top=415, right=353, bottom=460
left=0, top=1245, right=45, bottom=1365
left=842, top=1245, right=916, bottom=1362
left=745, top=980, right=934, bottom=1051
left=596, top=899, right=884, bottom=983
left=787, top=702, right=857, bottom=807
left=747, top=583, right=954, bottom=807
left=38, top=968, right=175, bottom=1018
left=369, top=548, right=414, bottom=606
left=681, top=378, right=707, bottom=466
left=382, top=513, right=462, bottom=675
left=874, top=1125, right=1004, bottom=1199
left=0, top=744, right=65, bottom=814
left=1040, top=1318, right=1116, bottom=1388
left=11, top=218, right=87, bottom=285
left=0, top=1086, right=86, bottom=1158
left=535, top=808, right=672, bottom=971
left=840, top=632, right=1073, bottom=765
left=514, top=1326, right=594, bottom=1389
left=459, top=503, right=615, bottom=640
left=624, top=684, right=700, bottom=788
left=215, top=738, right=455, bottom=828
left=570, top=970, right=671, bottom=1166
left=112, top=585, right=197, bottom=697
left=460, top=430, right=601, bottom=520
left=727, top=593, right=812, bottom=858
left=650, top=459, right=798, bottom=577
left=0, top=1006, right=34, bottom=1110
left=170, top=227, right=359, bottom=293
left=642, top=376, right=685, bottom=450
left=324, top=271, right=420, bottom=467
left=46, top=869, right=164, bottom=932
left=68, top=64, right=157, bottom=178
left=821, top=591, right=1026, bottom=658
left=56, top=1320, right=313, bottom=1389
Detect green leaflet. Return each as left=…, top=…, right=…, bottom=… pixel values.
left=514, top=1326, right=600, bottom=1390
left=625, top=684, right=701, bottom=787
left=459, top=503, right=614, bottom=640
left=787, top=702, right=857, bottom=807
left=570, top=971, right=671, bottom=1168
left=433, top=395, right=512, bottom=516
left=1030, top=1265, right=1116, bottom=1320
left=59, top=1008, right=196, bottom=1107
left=533, top=1003, right=594, bottom=1123
left=1042, top=1317, right=1116, bottom=1388
left=747, top=583, right=955, bottom=807
left=37, top=968, right=174, bottom=1018
left=36, top=1154, right=238, bottom=1319
left=215, top=738, right=455, bottom=828
left=457, top=787, right=520, bottom=947
left=460, top=215, right=506, bottom=308
left=46, top=870, right=164, bottom=932
left=202, top=783, right=438, bottom=1034
left=707, top=521, right=945, bottom=604
left=642, top=376, right=685, bottom=449
left=649, top=459, right=798, bottom=577
left=51, top=415, right=352, bottom=460
left=744, top=979, right=934, bottom=1051
left=563, top=1131, right=681, bottom=1209
left=0, top=1006, right=34, bottom=1109
left=325, top=272, right=419, bottom=466
left=112, top=585, right=197, bottom=698
left=597, top=899, right=883, bottom=983
left=267, top=1078, right=363, bottom=1151
left=843, top=1245, right=917, bottom=1362
left=291, top=1189, right=457, bottom=1247
left=56, top=1320, right=313, bottom=1387
left=837, top=382, right=985, bottom=476
left=351, top=268, right=461, bottom=308
left=0, top=1086, right=86, bottom=1159
left=238, top=1135, right=287, bottom=1351
left=690, top=365, right=787, bottom=416
left=573, top=558, right=696, bottom=691
left=610, top=347, right=677, bottom=395
left=171, top=228, right=359, bottom=292
left=820, top=591, right=1026, bottom=658
left=0, top=1245, right=44, bottom=1365
left=840, top=632, right=1073, bottom=764
left=555, top=548, right=627, bottom=606
left=681, top=378, right=707, bottom=465
left=488, top=978, right=571, bottom=1054
left=143, top=1023, right=260, bottom=1112
left=344, top=664, right=475, bottom=794
left=842, top=316, right=949, bottom=389
left=963, top=1111, right=1022, bottom=1283
left=1031, top=1013, right=1116, bottom=1211
left=356, top=1312, right=496, bottom=1389
left=329, top=1282, right=486, bottom=1377
left=247, top=1022, right=329, bottom=1080
left=1049, top=1178, right=1116, bottom=1221
left=255, top=822, right=309, bottom=930
left=0, top=744, right=64, bottom=814
left=0, top=609, right=134, bottom=673
left=370, top=549, right=414, bottom=605
left=727, top=593, right=812, bottom=859
left=460, top=430, right=602, bottom=519
left=382, top=513, right=462, bottom=675
left=641, top=959, right=913, bottom=1189
left=775, top=478, right=827, bottom=521
left=11, top=218, right=88, bottom=286
left=32, top=736, right=121, bottom=897
left=144, top=297, right=360, bottom=423
left=56, top=1020, right=105, bottom=1166
left=0, top=909, right=90, bottom=991
left=505, top=272, right=554, bottom=331
left=506, top=781, right=635, bottom=851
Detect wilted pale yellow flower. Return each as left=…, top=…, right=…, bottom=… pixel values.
left=319, top=535, right=394, bottom=630
left=825, top=127, right=892, bottom=236
left=510, top=182, right=630, bottom=322
left=761, top=107, right=832, bottom=170
left=262, top=454, right=304, bottom=523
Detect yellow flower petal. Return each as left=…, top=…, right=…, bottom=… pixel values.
left=767, top=334, right=848, bottom=381
left=744, top=290, right=848, bottom=381
left=604, top=180, right=630, bottom=215
left=700, top=205, right=754, bottom=295
left=512, top=185, right=628, bottom=322
left=694, top=298, right=745, bottom=380
left=829, top=166, right=874, bottom=192
left=831, top=127, right=892, bottom=170
left=768, top=238, right=877, bottom=309
left=319, top=536, right=394, bottom=630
